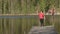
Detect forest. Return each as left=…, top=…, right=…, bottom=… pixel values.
left=0, top=0, right=60, bottom=14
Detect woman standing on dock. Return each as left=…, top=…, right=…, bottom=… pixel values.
left=38, top=11, right=44, bottom=26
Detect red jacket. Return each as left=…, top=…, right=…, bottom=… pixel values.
left=38, top=12, right=44, bottom=19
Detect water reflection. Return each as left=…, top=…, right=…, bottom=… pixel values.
left=0, top=15, right=39, bottom=34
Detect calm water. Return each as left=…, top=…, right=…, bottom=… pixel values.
left=0, top=15, right=59, bottom=34
left=0, top=15, right=39, bottom=34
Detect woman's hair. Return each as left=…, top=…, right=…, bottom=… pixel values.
left=41, top=11, right=43, bottom=12
left=38, top=10, right=43, bottom=13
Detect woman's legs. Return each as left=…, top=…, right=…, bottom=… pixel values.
left=40, top=19, right=44, bottom=26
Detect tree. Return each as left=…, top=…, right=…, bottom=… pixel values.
left=39, top=0, right=46, bottom=13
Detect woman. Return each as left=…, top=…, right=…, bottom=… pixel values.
left=38, top=11, right=44, bottom=26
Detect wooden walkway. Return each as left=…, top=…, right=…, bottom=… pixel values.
left=28, top=26, right=58, bottom=34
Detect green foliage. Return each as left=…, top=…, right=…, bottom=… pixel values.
left=45, top=4, right=51, bottom=12
left=39, top=0, right=49, bottom=13
left=0, top=0, right=60, bottom=14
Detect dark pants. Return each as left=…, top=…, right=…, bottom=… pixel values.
left=40, top=19, right=44, bottom=26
